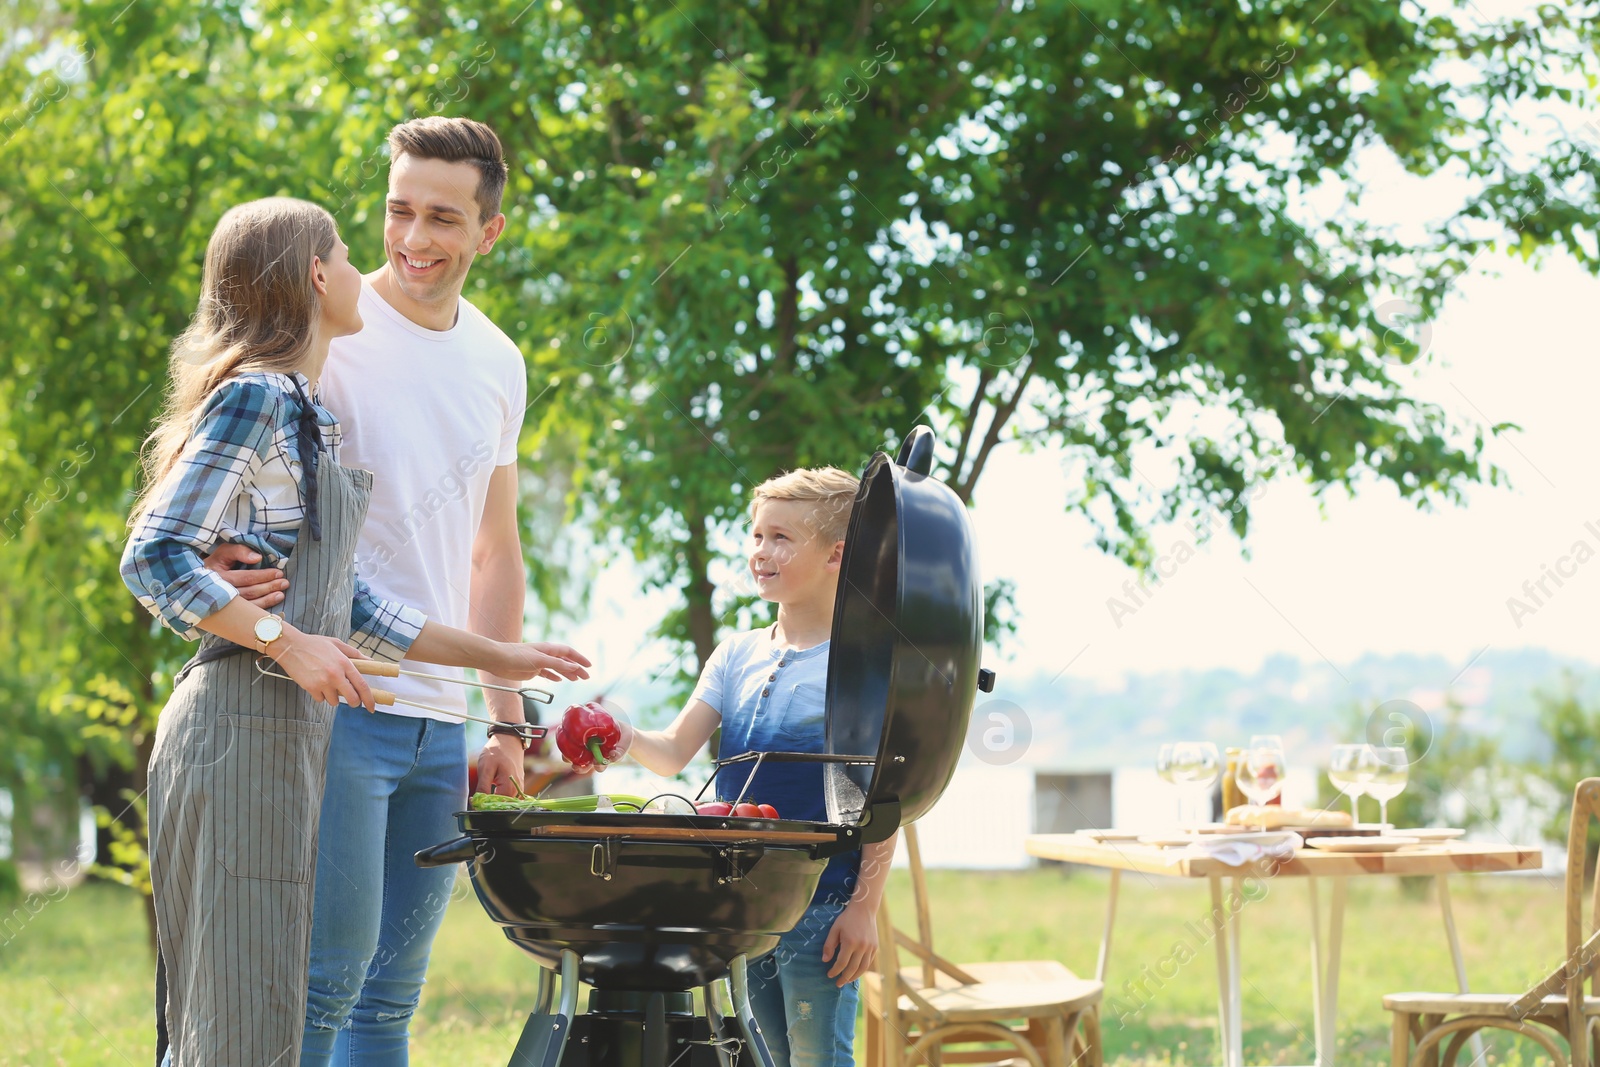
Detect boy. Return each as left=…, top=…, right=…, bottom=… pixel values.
left=604, top=466, right=895, bottom=1067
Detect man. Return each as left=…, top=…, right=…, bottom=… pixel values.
left=205, top=116, right=554, bottom=1063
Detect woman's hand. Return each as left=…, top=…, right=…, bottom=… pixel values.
left=273, top=630, right=376, bottom=712
left=822, top=900, right=880, bottom=986
left=492, top=641, right=592, bottom=683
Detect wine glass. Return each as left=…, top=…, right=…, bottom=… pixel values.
left=1169, top=741, right=1221, bottom=826
left=1156, top=744, right=1182, bottom=823
left=1236, top=735, right=1286, bottom=807
left=1364, top=744, right=1409, bottom=828
left=1329, top=743, right=1372, bottom=821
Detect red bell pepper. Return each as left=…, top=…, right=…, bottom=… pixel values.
left=556, top=701, right=626, bottom=771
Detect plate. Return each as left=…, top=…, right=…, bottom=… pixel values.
left=1225, top=822, right=1377, bottom=839
left=1397, top=827, right=1466, bottom=841
left=1138, top=831, right=1300, bottom=849
left=1307, top=836, right=1422, bottom=853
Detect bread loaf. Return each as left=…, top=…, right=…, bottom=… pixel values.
left=1224, top=806, right=1353, bottom=829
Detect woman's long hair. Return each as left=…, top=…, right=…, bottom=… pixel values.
left=130, top=197, right=336, bottom=524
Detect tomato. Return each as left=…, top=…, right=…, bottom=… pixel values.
left=467, top=757, right=479, bottom=797
left=695, top=801, right=733, bottom=816
left=757, top=803, right=779, bottom=820
left=732, top=802, right=763, bottom=818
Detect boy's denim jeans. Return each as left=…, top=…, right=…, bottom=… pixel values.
left=749, top=901, right=860, bottom=1067
left=299, top=709, right=466, bottom=1066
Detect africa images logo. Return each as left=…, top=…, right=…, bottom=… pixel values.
left=1503, top=518, right=1600, bottom=629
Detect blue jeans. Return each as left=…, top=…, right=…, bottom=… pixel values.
left=748, top=901, right=859, bottom=1067
left=300, top=709, right=466, bottom=1066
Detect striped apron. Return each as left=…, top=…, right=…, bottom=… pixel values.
left=148, top=391, right=371, bottom=1067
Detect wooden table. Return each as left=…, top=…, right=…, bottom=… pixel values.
left=1025, top=834, right=1543, bottom=1067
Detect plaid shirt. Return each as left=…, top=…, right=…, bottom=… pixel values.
left=121, top=371, right=426, bottom=660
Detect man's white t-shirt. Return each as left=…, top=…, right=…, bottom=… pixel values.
left=320, top=278, right=527, bottom=720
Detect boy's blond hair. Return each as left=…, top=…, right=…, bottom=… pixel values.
left=749, top=466, right=860, bottom=545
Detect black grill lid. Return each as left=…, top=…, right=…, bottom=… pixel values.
left=822, top=426, right=993, bottom=840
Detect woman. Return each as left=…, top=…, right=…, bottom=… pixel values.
left=119, top=197, right=589, bottom=1067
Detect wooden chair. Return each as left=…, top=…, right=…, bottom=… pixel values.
left=862, top=824, right=1104, bottom=1067
left=1383, top=777, right=1600, bottom=1067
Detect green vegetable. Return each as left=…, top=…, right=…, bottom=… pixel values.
left=469, top=792, right=649, bottom=812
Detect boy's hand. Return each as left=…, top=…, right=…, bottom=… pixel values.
left=555, top=702, right=629, bottom=772
left=561, top=719, right=634, bottom=776
left=821, top=900, right=879, bottom=986
left=203, top=543, right=288, bottom=607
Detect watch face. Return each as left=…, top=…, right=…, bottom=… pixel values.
left=254, top=615, right=284, bottom=643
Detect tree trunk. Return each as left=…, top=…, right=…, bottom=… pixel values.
left=683, top=513, right=719, bottom=758
left=80, top=753, right=138, bottom=875
left=683, top=512, right=718, bottom=673
left=135, top=646, right=159, bottom=955
left=774, top=256, right=799, bottom=369
left=135, top=727, right=157, bottom=956
left=80, top=720, right=158, bottom=954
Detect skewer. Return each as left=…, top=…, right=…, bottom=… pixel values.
left=251, top=657, right=548, bottom=746
left=347, top=658, right=554, bottom=705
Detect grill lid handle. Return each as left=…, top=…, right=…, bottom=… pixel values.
left=978, top=668, right=996, bottom=693
left=895, top=425, right=936, bottom=476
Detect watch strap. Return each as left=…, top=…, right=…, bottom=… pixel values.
left=486, top=721, right=547, bottom=751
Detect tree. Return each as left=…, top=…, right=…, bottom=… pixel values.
left=0, top=0, right=446, bottom=921
left=914, top=0, right=1600, bottom=554
left=1529, top=674, right=1600, bottom=872
left=470, top=0, right=1599, bottom=677
left=4, top=0, right=1599, bottom=925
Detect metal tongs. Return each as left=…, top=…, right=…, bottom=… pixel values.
left=253, top=656, right=550, bottom=746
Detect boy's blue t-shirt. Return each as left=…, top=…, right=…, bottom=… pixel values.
left=691, top=625, right=860, bottom=905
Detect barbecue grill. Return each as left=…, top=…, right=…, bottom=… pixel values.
left=415, top=425, right=994, bottom=1067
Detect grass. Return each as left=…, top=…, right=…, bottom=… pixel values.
left=0, top=866, right=1570, bottom=1065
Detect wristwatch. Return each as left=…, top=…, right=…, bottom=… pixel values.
left=253, top=615, right=286, bottom=656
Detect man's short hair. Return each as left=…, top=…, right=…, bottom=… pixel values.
left=750, top=467, right=861, bottom=545
left=387, top=116, right=508, bottom=223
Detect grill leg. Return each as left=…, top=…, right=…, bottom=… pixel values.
left=534, top=965, right=556, bottom=1016
left=706, top=982, right=737, bottom=1067
left=643, top=992, right=669, bottom=1067
left=509, top=949, right=581, bottom=1067
left=728, top=954, right=778, bottom=1067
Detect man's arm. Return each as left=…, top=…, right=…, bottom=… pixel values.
left=201, top=544, right=287, bottom=606
left=472, top=462, right=529, bottom=793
